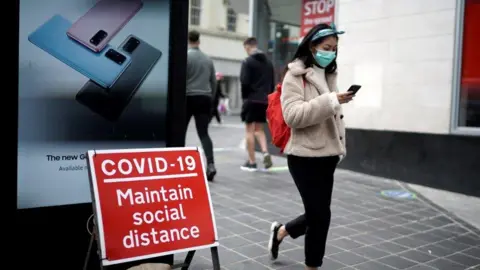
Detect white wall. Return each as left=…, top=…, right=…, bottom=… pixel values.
left=192, top=30, right=247, bottom=61
left=336, top=0, right=457, bottom=134
left=188, top=0, right=248, bottom=62
left=237, top=13, right=250, bottom=36
left=200, top=0, right=226, bottom=31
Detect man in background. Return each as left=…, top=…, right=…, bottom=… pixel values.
left=240, top=37, right=274, bottom=171
left=185, top=30, right=217, bottom=181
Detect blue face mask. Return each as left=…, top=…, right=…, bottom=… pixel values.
left=314, top=50, right=336, bottom=68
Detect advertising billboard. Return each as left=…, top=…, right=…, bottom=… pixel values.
left=18, top=0, right=171, bottom=209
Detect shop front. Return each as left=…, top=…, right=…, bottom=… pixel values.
left=256, top=0, right=480, bottom=197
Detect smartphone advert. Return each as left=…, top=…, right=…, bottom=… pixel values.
left=18, top=0, right=171, bottom=209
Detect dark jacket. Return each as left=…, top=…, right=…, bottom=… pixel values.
left=213, top=82, right=225, bottom=107
left=240, top=50, right=275, bottom=104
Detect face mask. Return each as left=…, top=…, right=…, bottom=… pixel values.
left=313, top=50, right=336, bottom=68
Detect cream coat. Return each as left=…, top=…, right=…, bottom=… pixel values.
left=280, top=59, right=347, bottom=157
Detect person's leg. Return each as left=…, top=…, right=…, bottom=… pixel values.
left=268, top=155, right=307, bottom=260
left=269, top=155, right=338, bottom=269
left=211, top=98, right=220, bottom=123
left=268, top=214, right=305, bottom=260
left=240, top=101, right=257, bottom=171
left=192, top=96, right=216, bottom=181
left=183, top=97, right=194, bottom=146
left=253, top=124, right=272, bottom=169
left=214, top=109, right=222, bottom=123
left=251, top=103, right=268, bottom=152
left=251, top=103, right=272, bottom=169
left=253, top=123, right=268, bottom=153
left=301, top=156, right=338, bottom=268
left=242, top=122, right=256, bottom=168
left=194, top=113, right=215, bottom=165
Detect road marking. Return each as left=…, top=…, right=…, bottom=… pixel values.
left=241, top=166, right=289, bottom=173
left=260, top=166, right=289, bottom=172
left=380, top=190, right=417, bottom=200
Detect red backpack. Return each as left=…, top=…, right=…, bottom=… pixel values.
left=267, top=79, right=305, bottom=153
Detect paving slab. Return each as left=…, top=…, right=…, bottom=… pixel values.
left=178, top=117, right=480, bottom=270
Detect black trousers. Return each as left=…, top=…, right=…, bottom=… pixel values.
left=211, top=97, right=221, bottom=123
left=285, top=155, right=339, bottom=268
left=185, top=95, right=215, bottom=165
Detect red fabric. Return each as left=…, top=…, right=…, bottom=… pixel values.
left=267, top=79, right=304, bottom=153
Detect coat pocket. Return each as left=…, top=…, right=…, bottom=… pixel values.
left=296, top=123, right=326, bottom=150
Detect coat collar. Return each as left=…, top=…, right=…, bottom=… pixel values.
left=287, top=59, right=338, bottom=94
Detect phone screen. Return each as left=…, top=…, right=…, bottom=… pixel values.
left=347, top=85, right=362, bottom=95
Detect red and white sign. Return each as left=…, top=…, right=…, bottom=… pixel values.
left=87, top=147, right=218, bottom=266
left=300, top=0, right=336, bottom=37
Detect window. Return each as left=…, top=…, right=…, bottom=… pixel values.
left=190, top=0, right=201, bottom=26
left=226, top=8, right=237, bottom=32
left=452, top=0, right=480, bottom=134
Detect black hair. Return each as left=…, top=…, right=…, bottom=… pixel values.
left=243, top=37, right=258, bottom=46
left=281, top=23, right=338, bottom=80
left=188, top=30, right=200, bottom=43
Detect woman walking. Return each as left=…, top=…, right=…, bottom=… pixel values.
left=267, top=23, right=354, bottom=269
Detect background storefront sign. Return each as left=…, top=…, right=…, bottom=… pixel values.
left=300, top=0, right=335, bottom=37
left=18, top=0, right=171, bottom=209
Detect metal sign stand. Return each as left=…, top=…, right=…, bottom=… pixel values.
left=83, top=233, right=103, bottom=270
left=172, top=247, right=220, bottom=270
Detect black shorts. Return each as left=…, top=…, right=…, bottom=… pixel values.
left=241, top=101, right=267, bottom=123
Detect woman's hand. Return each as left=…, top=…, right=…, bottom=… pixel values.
left=337, top=92, right=354, bottom=104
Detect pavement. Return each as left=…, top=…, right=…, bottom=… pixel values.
left=406, top=184, right=480, bottom=230
left=177, top=116, right=480, bottom=270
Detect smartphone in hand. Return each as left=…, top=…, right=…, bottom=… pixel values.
left=347, top=84, right=362, bottom=95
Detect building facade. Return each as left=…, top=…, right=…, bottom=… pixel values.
left=188, top=0, right=250, bottom=113
left=251, top=0, right=480, bottom=197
